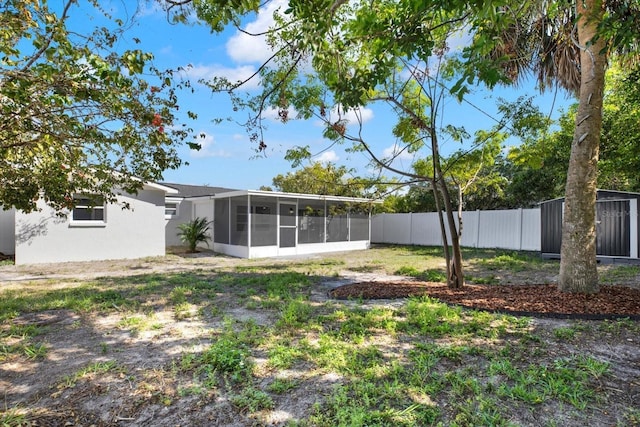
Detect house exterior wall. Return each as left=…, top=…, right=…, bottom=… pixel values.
left=193, top=200, right=214, bottom=249
left=165, top=199, right=193, bottom=247
left=15, top=189, right=166, bottom=265
left=0, top=208, right=15, bottom=255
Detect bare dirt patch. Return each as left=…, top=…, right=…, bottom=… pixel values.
left=2, top=248, right=640, bottom=426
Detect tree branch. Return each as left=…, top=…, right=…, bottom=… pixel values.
left=19, top=0, right=75, bottom=73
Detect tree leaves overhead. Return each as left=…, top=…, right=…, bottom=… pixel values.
left=269, top=161, right=381, bottom=198
left=1, top=0, right=193, bottom=212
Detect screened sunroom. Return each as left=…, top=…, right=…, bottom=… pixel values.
left=208, top=190, right=376, bottom=258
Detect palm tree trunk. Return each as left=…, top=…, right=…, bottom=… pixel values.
left=558, top=0, right=607, bottom=293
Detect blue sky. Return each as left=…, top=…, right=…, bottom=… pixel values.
left=76, top=1, right=574, bottom=191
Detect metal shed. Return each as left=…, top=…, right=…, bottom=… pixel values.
left=540, top=190, right=640, bottom=263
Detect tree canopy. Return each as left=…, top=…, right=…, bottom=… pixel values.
left=266, top=162, right=378, bottom=197
left=1, top=0, right=195, bottom=213
left=177, top=0, right=640, bottom=292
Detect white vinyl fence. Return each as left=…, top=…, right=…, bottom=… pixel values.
left=372, top=208, right=541, bottom=251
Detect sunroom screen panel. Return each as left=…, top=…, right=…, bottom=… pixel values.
left=230, top=196, right=248, bottom=246
left=298, top=201, right=325, bottom=244
left=251, top=196, right=277, bottom=246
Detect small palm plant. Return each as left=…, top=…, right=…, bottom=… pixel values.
left=177, top=217, right=211, bottom=253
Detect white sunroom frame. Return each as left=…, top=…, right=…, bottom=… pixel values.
left=191, top=190, right=379, bottom=259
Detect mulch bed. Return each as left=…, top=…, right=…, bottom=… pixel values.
left=329, top=282, right=640, bottom=319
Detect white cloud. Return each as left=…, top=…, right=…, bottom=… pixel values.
left=344, top=107, right=374, bottom=126
left=382, top=143, right=414, bottom=161
left=180, top=64, right=260, bottom=90
left=261, top=105, right=299, bottom=122
left=314, top=150, right=339, bottom=163
left=446, top=28, right=473, bottom=53
left=329, top=106, right=374, bottom=126
left=225, top=0, right=288, bottom=64
left=190, top=132, right=232, bottom=158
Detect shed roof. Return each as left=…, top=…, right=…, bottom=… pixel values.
left=539, top=189, right=640, bottom=205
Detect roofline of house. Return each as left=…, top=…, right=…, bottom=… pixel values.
left=185, top=189, right=382, bottom=204
left=143, top=182, right=179, bottom=194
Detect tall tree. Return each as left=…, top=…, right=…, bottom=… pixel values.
left=173, top=0, right=639, bottom=291
left=465, top=1, right=639, bottom=292
left=174, top=0, right=557, bottom=288
left=1, top=0, right=195, bottom=213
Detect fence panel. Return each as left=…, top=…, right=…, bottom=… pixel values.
left=372, top=208, right=541, bottom=251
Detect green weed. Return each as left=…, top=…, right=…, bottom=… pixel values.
left=467, top=275, right=499, bottom=285
left=600, top=265, right=640, bottom=284
left=0, top=285, right=133, bottom=321
left=198, top=329, right=256, bottom=384
left=267, top=377, right=299, bottom=394
left=267, top=343, right=304, bottom=369
left=394, top=266, right=447, bottom=282
left=0, top=406, right=26, bottom=426
left=553, top=326, right=578, bottom=340
left=489, top=355, right=609, bottom=409
left=61, top=360, right=122, bottom=389
left=478, top=251, right=541, bottom=272
left=230, top=387, right=274, bottom=413
left=276, top=298, right=313, bottom=330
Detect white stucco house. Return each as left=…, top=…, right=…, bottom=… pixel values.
left=0, top=182, right=178, bottom=265
left=0, top=182, right=377, bottom=265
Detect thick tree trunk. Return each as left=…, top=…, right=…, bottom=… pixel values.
left=558, top=0, right=607, bottom=293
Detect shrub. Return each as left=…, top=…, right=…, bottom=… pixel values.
left=177, top=217, right=211, bottom=253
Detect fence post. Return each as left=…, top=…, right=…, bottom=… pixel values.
left=409, top=212, right=413, bottom=245
left=518, top=208, right=523, bottom=251
left=475, top=210, right=481, bottom=248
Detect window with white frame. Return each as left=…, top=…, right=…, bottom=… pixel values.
left=72, top=195, right=105, bottom=222
left=165, top=201, right=179, bottom=218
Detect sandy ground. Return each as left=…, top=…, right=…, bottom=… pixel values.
left=1, top=249, right=639, bottom=426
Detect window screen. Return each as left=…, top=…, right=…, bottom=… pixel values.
left=251, top=196, right=277, bottom=246
left=214, top=199, right=230, bottom=244
left=326, top=202, right=348, bottom=242
left=350, top=204, right=370, bottom=241
left=230, top=196, right=248, bottom=246
left=298, top=201, right=325, bottom=244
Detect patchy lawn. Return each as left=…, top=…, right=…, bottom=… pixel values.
left=1, top=246, right=639, bottom=426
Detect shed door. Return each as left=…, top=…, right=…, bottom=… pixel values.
left=279, top=203, right=297, bottom=248
left=596, top=200, right=630, bottom=257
